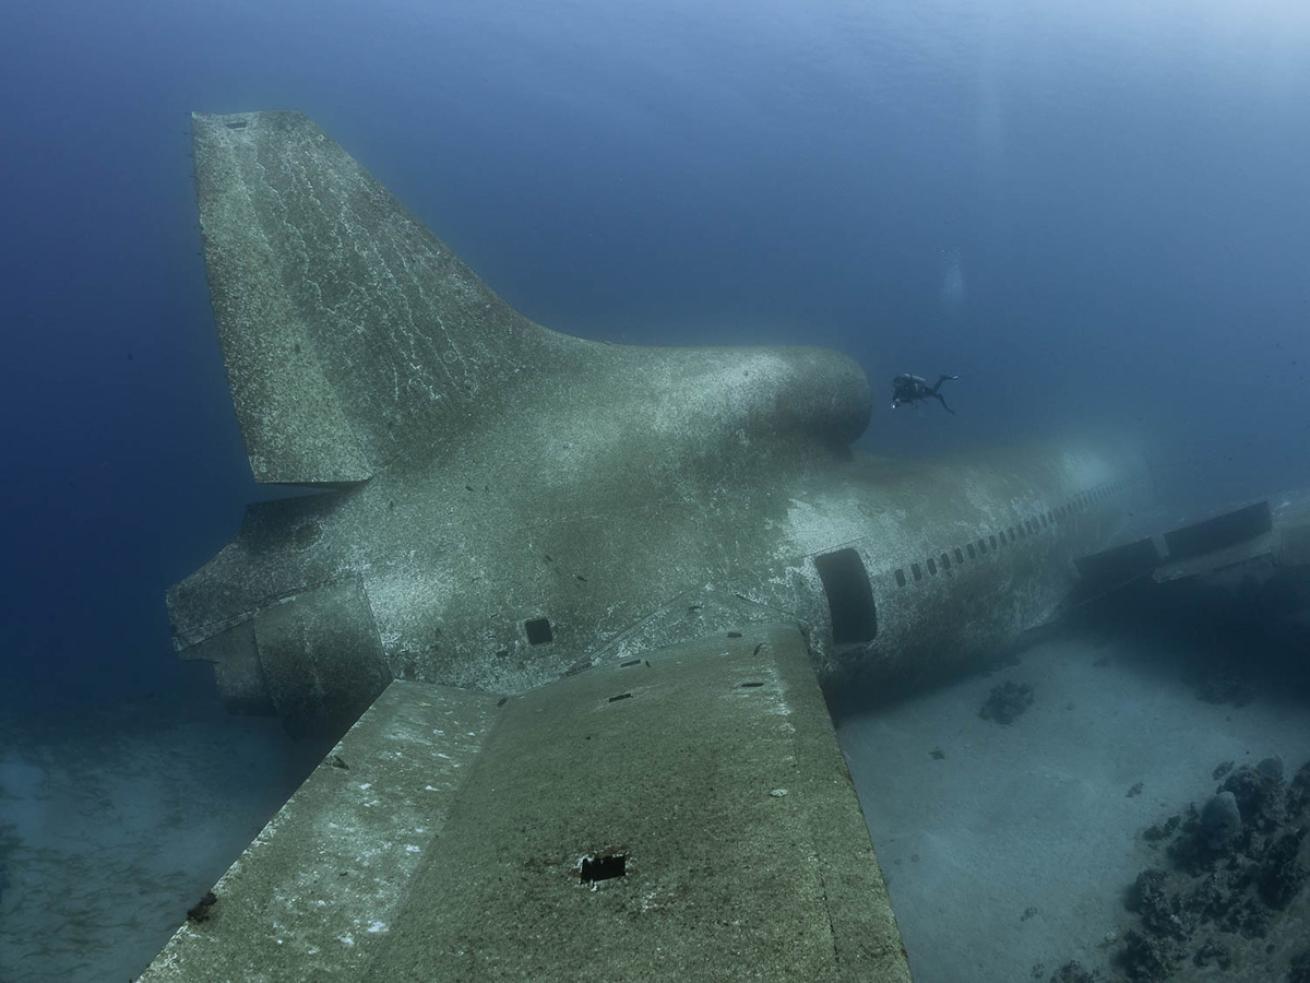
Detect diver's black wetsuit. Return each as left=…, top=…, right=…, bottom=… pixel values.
left=891, top=373, right=959, bottom=414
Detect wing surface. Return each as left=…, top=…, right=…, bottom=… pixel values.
left=141, top=624, right=910, bottom=982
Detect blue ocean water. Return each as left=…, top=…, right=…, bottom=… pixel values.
left=3, top=0, right=1308, bottom=711
left=4, top=6, right=1310, bottom=980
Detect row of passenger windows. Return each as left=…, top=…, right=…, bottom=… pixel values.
left=890, top=478, right=1129, bottom=589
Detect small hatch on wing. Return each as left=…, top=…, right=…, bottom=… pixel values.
left=578, top=853, right=627, bottom=883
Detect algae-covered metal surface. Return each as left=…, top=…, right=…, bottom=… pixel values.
left=142, top=626, right=910, bottom=982
left=140, top=681, right=497, bottom=981
left=172, top=112, right=1148, bottom=735
left=154, top=110, right=1155, bottom=980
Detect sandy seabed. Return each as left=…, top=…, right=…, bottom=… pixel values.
left=0, top=696, right=325, bottom=982
left=839, top=625, right=1310, bottom=983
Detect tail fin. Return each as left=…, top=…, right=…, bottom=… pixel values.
left=192, top=111, right=554, bottom=483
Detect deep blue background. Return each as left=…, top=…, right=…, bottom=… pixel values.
left=2, top=0, right=1308, bottom=711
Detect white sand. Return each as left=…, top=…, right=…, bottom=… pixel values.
left=838, top=630, right=1310, bottom=982
left=0, top=695, right=324, bottom=982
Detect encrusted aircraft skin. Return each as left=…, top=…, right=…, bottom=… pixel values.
left=142, top=626, right=917, bottom=982
left=142, top=111, right=1167, bottom=981
left=169, top=111, right=1149, bottom=735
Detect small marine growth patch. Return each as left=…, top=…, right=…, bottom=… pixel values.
left=187, top=890, right=217, bottom=923
left=979, top=681, right=1033, bottom=725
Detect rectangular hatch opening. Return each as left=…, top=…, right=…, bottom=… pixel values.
left=579, top=853, right=627, bottom=883
left=814, top=547, right=878, bottom=645
left=525, top=617, right=553, bottom=645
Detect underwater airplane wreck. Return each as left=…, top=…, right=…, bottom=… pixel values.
left=140, top=112, right=1310, bottom=982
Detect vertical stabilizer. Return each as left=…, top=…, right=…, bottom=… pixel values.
left=192, top=111, right=555, bottom=483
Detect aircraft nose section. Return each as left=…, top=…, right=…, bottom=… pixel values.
left=169, top=576, right=391, bottom=737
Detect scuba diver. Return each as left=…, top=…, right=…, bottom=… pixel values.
left=890, top=373, right=960, bottom=415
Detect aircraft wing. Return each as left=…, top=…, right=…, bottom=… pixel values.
left=1072, top=489, right=1310, bottom=600
left=140, top=623, right=911, bottom=982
